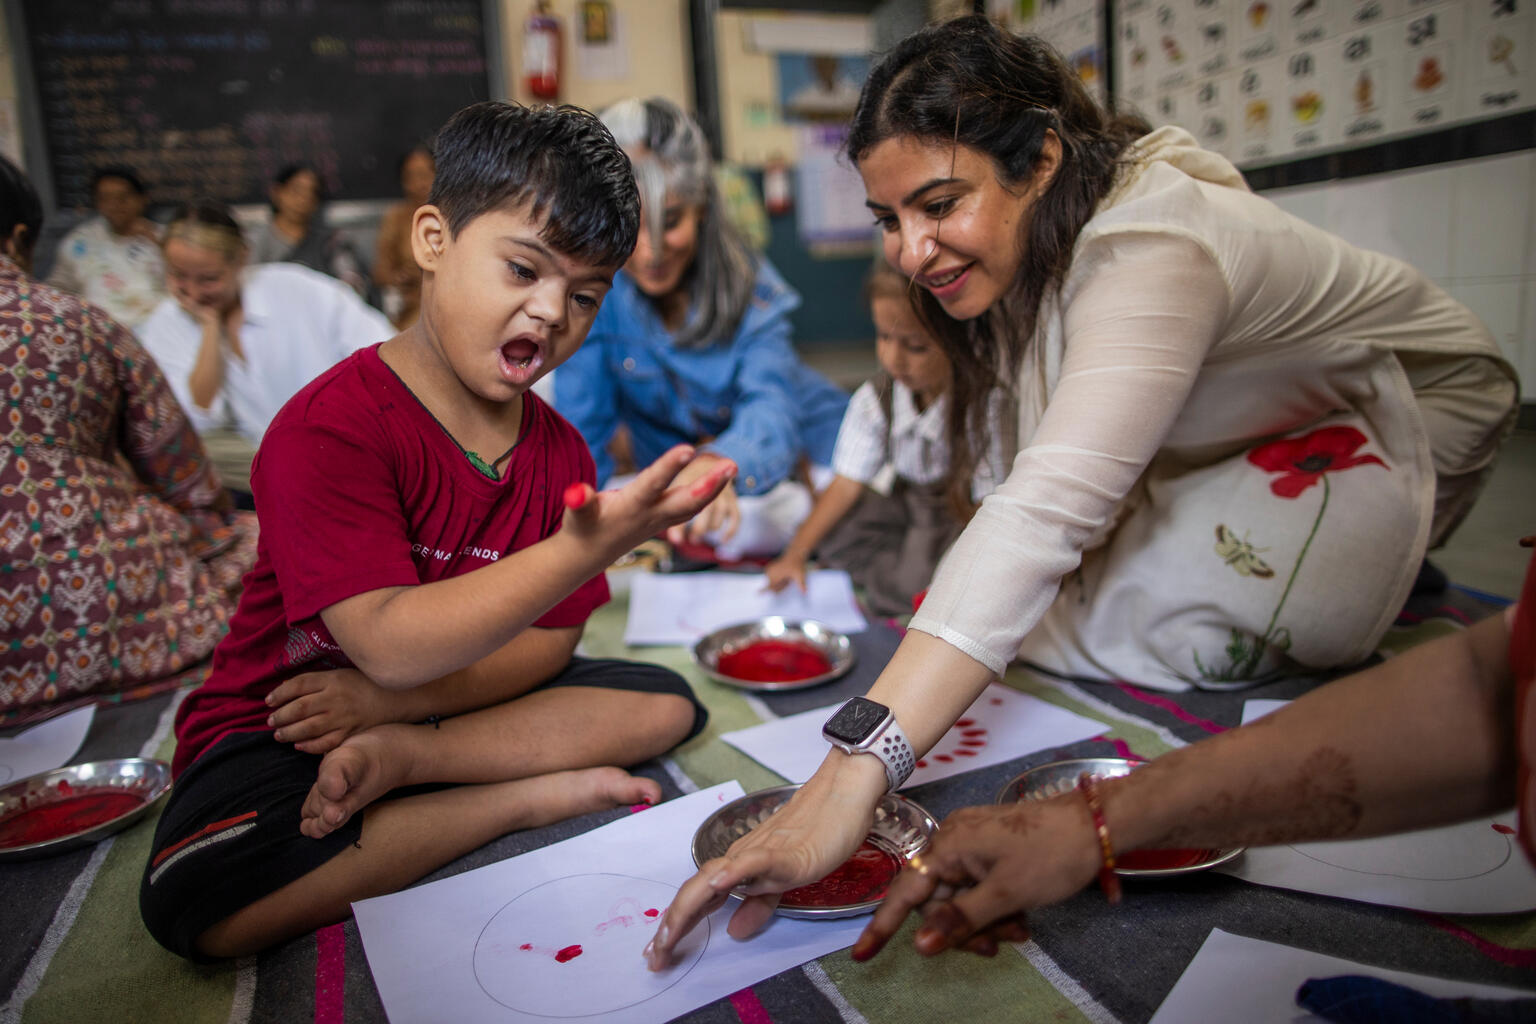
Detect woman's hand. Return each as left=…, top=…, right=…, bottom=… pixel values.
left=645, top=752, right=888, bottom=970
left=763, top=552, right=808, bottom=593
left=172, top=288, right=222, bottom=331
left=662, top=453, right=741, bottom=545
left=266, top=668, right=400, bottom=754
left=850, top=796, right=1103, bottom=962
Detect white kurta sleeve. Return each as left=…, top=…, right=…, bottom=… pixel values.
left=909, top=233, right=1231, bottom=674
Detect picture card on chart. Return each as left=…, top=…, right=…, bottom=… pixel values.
left=1149, top=928, right=1536, bottom=1024
left=1213, top=700, right=1536, bottom=914
left=722, top=682, right=1107, bottom=790
left=0, top=705, right=96, bottom=785
left=353, top=782, right=868, bottom=1024
left=623, top=569, right=866, bottom=646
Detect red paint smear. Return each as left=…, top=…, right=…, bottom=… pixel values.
left=1493, top=823, right=1517, bottom=835
left=1419, top=912, right=1536, bottom=968
left=644, top=908, right=659, bottom=917
left=1113, top=683, right=1226, bottom=735
left=955, top=718, right=975, bottom=727
left=519, top=944, right=533, bottom=950
left=728, top=986, right=774, bottom=1024
left=952, top=749, right=977, bottom=757
left=315, top=923, right=346, bottom=1024
left=0, top=791, right=144, bottom=848
left=960, top=739, right=986, bottom=747
left=1097, top=735, right=1149, bottom=763
left=1118, top=848, right=1218, bottom=870
left=628, top=802, right=652, bottom=814
left=555, top=944, right=583, bottom=963
left=934, top=754, right=953, bottom=763
left=915, top=759, right=927, bottom=769
left=781, top=840, right=902, bottom=908
left=961, top=728, right=987, bottom=737
left=716, top=639, right=832, bottom=682
left=989, top=697, right=1003, bottom=705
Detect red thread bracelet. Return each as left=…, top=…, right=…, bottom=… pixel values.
left=1077, top=772, right=1122, bottom=905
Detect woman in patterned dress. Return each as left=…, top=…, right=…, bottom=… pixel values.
left=0, top=156, right=256, bottom=718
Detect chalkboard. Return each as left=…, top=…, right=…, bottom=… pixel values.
left=18, top=0, right=500, bottom=209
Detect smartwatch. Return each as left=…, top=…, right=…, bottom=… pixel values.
left=821, top=697, right=916, bottom=792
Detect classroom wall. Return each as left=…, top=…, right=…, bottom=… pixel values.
left=498, top=0, right=692, bottom=113
left=1264, top=152, right=1536, bottom=411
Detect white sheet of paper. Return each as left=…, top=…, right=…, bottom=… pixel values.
left=623, top=570, right=866, bottom=646
left=1220, top=699, right=1536, bottom=914
left=0, top=705, right=96, bottom=785
left=353, top=782, right=868, bottom=1024
left=1149, top=928, right=1536, bottom=1024
left=722, top=683, right=1107, bottom=790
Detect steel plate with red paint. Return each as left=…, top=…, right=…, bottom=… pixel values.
left=692, top=618, right=855, bottom=692
left=691, top=784, right=937, bottom=918
left=995, top=757, right=1244, bottom=877
left=0, top=758, right=171, bottom=860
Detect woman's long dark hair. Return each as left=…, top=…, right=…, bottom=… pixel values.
left=847, top=14, right=1149, bottom=515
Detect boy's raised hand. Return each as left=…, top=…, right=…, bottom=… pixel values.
left=563, top=445, right=737, bottom=558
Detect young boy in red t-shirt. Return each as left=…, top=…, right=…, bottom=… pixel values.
left=139, top=102, right=735, bottom=961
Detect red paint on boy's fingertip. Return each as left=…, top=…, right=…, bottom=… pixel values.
left=563, top=484, right=588, bottom=509
left=629, top=802, right=651, bottom=814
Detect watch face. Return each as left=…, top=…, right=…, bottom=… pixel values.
left=824, top=697, right=889, bottom=745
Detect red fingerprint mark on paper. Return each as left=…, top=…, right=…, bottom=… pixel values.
left=555, top=944, right=583, bottom=963
left=645, top=908, right=660, bottom=917
left=990, top=697, right=1003, bottom=706
left=514, top=942, right=585, bottom=963
left=1493, top=823, right=1516, bottom=836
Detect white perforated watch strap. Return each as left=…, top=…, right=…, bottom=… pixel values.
left=874, top=716, right=916, bottom=792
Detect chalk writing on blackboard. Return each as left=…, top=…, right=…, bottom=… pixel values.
left=22, top=0, right=494, bottom=207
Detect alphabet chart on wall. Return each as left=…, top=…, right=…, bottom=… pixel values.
left=1114, top=0, right=1536, bottom=168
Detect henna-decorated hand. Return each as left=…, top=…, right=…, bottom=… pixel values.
left=850, top=796, right=1104, bottom=961
left=266, top=668, right=401, bottom=754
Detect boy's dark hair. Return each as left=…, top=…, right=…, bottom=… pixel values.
left=429, top=101, right=639, bottom=268
left=0, top=156, right=43, bottom=258
left=91, top=165, right=147, bottom=197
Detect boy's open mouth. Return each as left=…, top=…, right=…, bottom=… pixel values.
left=498, top=337, right=544, bottom=381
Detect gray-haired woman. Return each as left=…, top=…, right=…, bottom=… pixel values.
left=554, top=97, right=847, bottom=558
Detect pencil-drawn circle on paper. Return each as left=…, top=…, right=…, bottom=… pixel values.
left=1290, top=821, right=1512, bottom=881
left=473, top=872, right=709, bottom=1017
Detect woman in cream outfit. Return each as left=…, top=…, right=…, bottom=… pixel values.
left=646, top=16, right=1516, bottom=965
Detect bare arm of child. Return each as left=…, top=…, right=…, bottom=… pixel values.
left=319, top=445, right=735, bottom=689
left=264, top=624, right=581, bottom=754
left=764, top=475, right=865, bottom=593
left=851, top=607, right=1518, bottom=961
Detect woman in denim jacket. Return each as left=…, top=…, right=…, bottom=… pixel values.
left=555, top=97, right=847, bottom=559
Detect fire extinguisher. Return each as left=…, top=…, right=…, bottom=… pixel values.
left=763, top=154, right=793, bottom=216
left=524, top=1, right=561, bottom=101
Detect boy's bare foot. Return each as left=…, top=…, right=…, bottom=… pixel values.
left=301, top=729, right=409, bottom=838
left=509, top=766, right=662, bottom=832
left=299, top=728, right=665, bottom=840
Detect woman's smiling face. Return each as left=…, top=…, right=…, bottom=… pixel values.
left=860, top=135, right=1055, bottom=322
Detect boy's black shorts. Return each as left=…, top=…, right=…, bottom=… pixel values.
left=140, top=657, right=705, bottom=961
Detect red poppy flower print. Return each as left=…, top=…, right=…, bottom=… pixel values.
left=1246, top=425, right=1387, bottom=498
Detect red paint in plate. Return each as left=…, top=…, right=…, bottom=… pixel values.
left=780, top=840, right=904, bottom=908
left=716, top=639, right=833, bottom=683
left=1117, top=848, right=1221, bottom=871
left=0, top=791, right=147, bottom=848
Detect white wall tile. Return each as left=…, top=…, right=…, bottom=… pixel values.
left=1450, top=152, right=1535, bottom=282
left=1323, top=166, right=1456, bottom=280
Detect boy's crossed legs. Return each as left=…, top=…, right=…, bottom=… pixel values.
left=141, top=659, right=703, bottom=960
